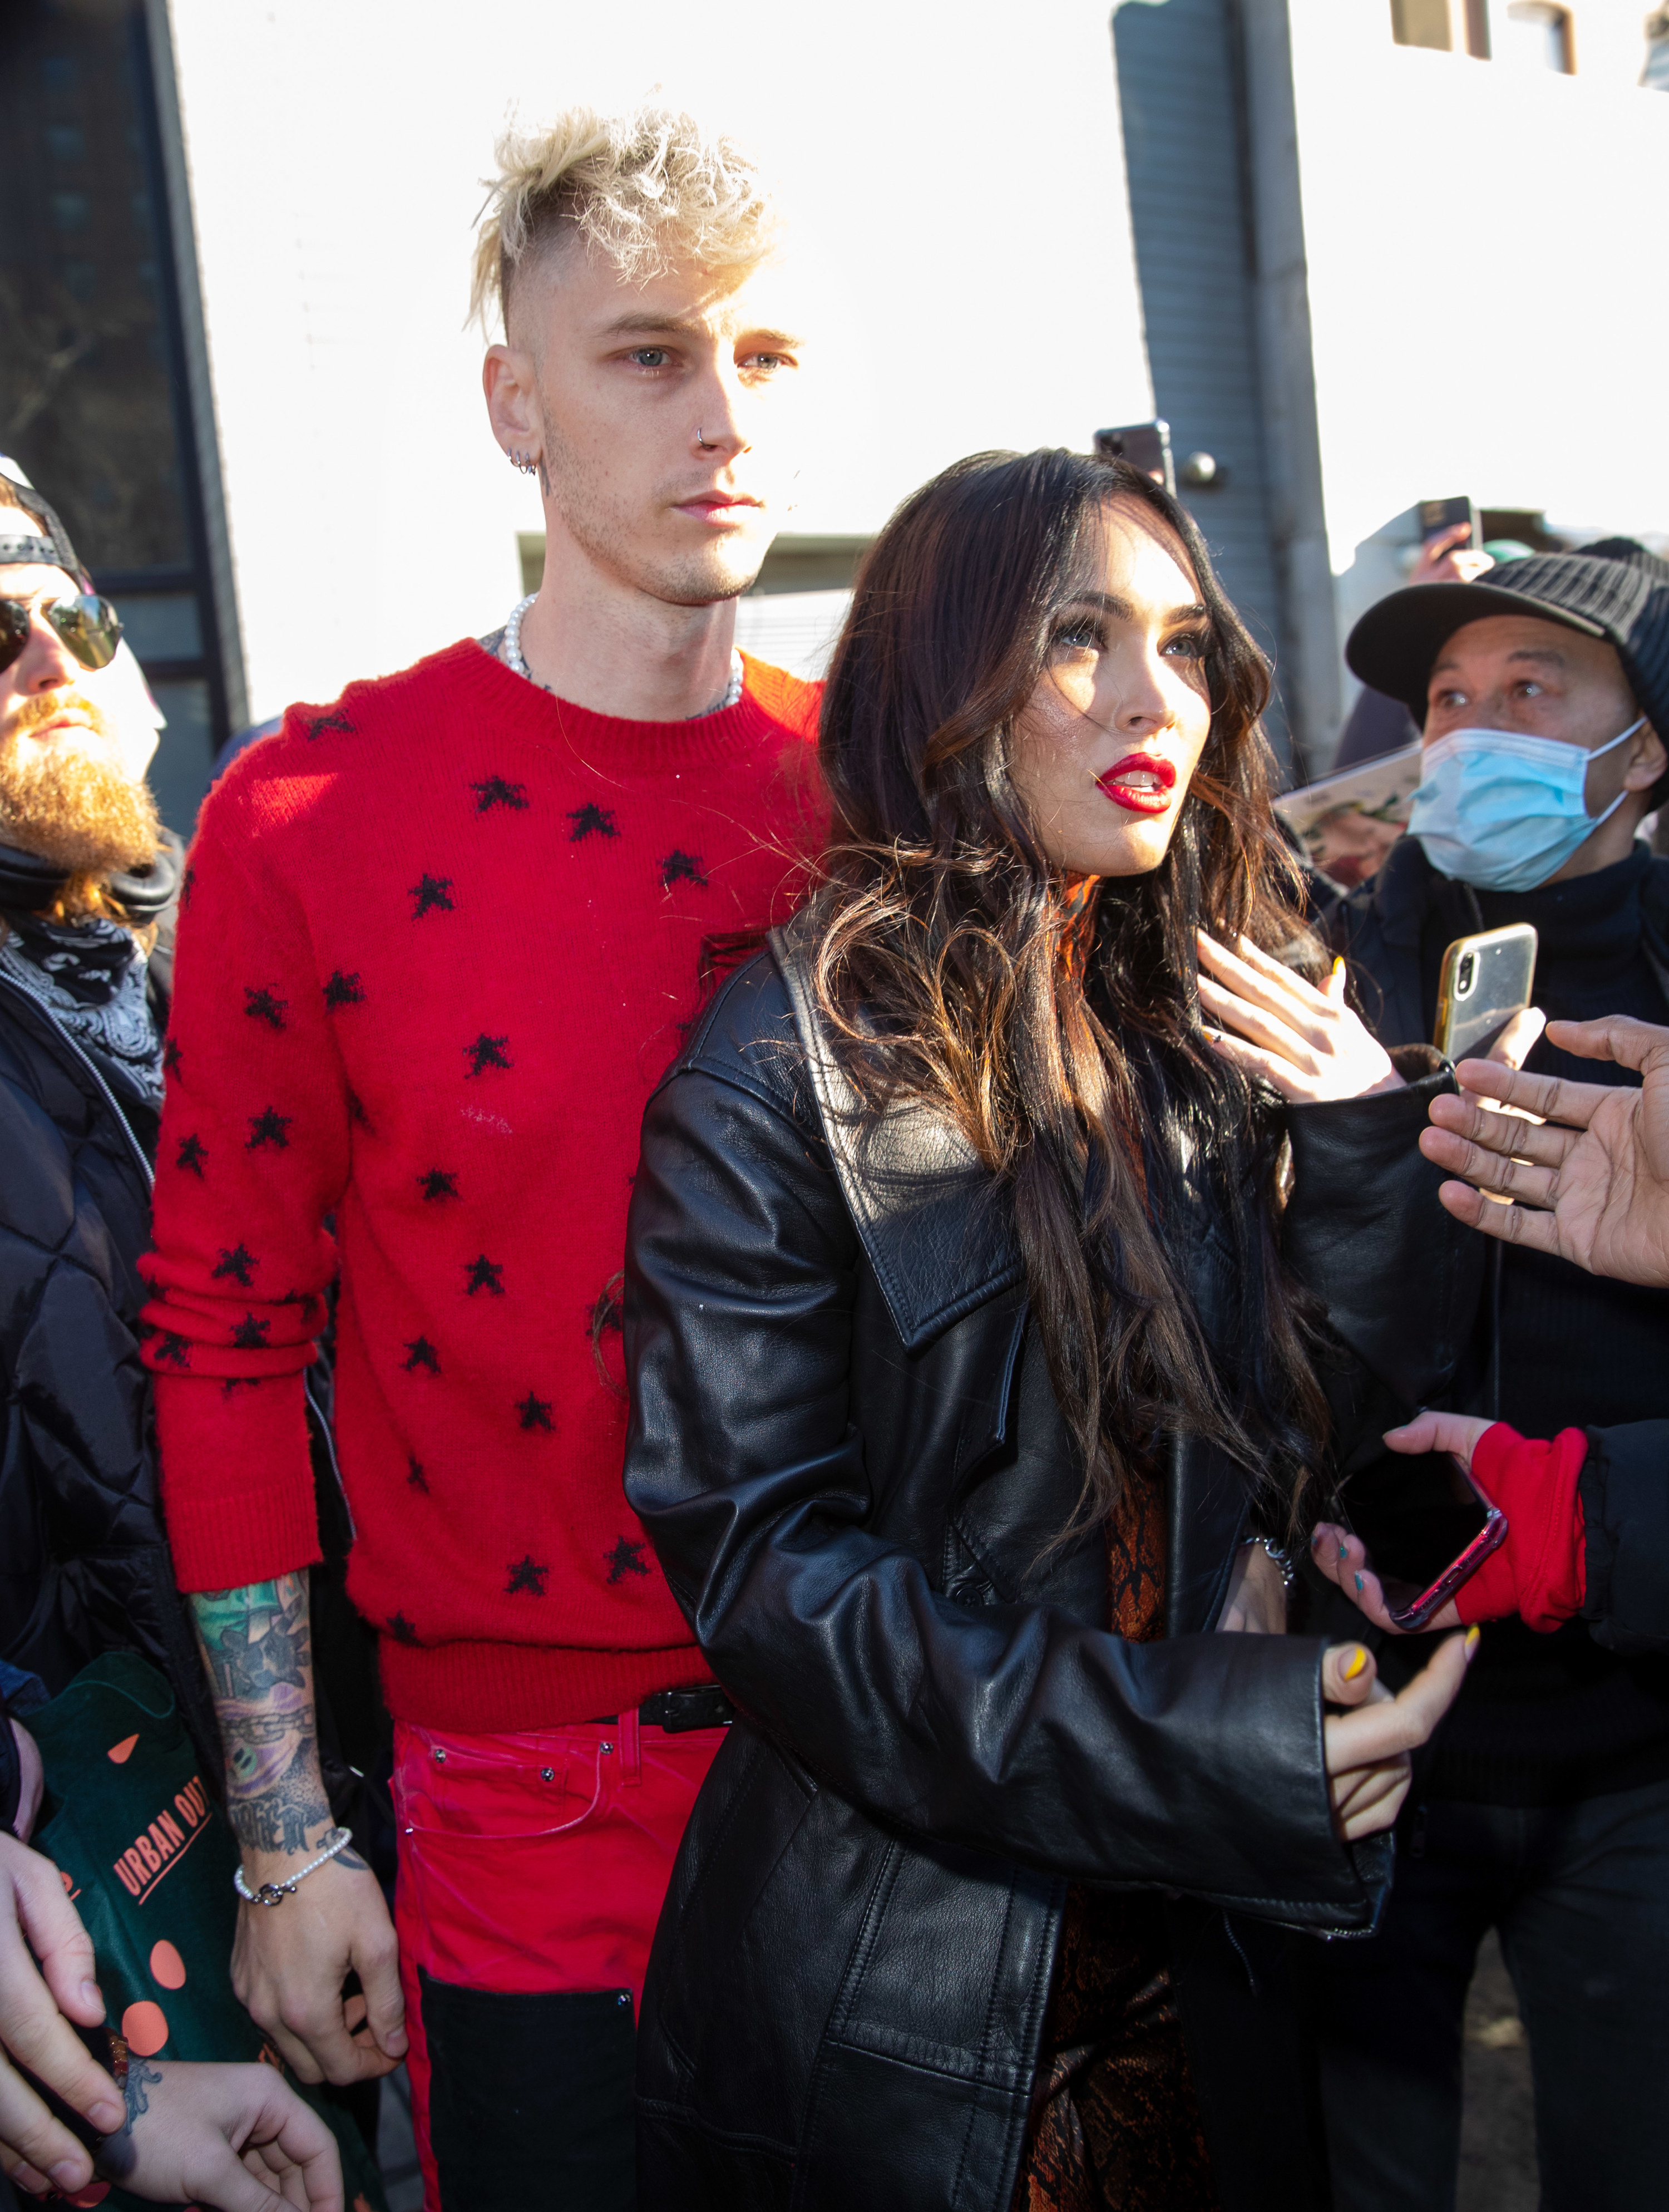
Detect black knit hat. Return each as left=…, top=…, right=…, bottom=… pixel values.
left=1346, top=538, right=1669, bottom=742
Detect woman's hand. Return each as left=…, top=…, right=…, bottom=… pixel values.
left=1423, top=1014, right=1669, bottom=1287
left=1309, top=1412, right=1495, bottom=1637
left=1216, top=1541, right=1287, bottom=1634
left=1320, top=1631, right=1477, bottom=1840
left=1196, top=933, right=1404, bottom=1103
left=95, top=2060, right=343, bottom=2211
left=0, top=1835, right=121, bottom=2202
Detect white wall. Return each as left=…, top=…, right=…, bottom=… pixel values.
left=166, top=0, right=1154, bottom=724
left=1286, top=0, right=1669, bottom=714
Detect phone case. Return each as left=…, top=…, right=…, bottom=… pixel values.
left=1434, top=924, right=1538, bottom=1062
left=1384, top=1454, right=1509, bottom=1632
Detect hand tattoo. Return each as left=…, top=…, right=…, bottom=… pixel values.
left=94, top=2049, right=163, bottom=2181
left=191, top=1574, right=333, bottom=1858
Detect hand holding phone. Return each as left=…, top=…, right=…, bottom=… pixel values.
left=1311, top=1425, right=1504, bottom=1634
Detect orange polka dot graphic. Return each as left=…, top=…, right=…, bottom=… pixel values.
left=121, top=1999, right=169, bottom=2056
left=150, top=1939, right=187, bottom=1989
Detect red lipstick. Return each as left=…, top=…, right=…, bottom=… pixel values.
left=1095, top=752, right=1177, bottom=816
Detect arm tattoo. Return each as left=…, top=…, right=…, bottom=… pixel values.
left=191, top=1574, right=333, bottom=1858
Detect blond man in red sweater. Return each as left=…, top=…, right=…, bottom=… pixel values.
left=142, top=106, right=822, bottom=2208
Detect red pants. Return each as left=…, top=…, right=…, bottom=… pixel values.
left=391, top=1710, right=724, bottom=2210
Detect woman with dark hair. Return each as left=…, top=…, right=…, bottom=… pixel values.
left=623, top=451, right=1479, bottom=2211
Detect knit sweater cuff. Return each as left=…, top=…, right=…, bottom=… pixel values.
left=1456, top=1423, right=1589, bottom=1633
left=156, top=1373, right=322, bottom=1592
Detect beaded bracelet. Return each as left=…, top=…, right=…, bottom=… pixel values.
left=234, top=1825, right=354, bottom=1907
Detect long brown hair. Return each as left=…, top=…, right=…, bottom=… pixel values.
left=812, top=448, right=1330, bottom=1530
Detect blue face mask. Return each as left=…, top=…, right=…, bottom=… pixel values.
left=1406, top=717, right=1645, bottom=893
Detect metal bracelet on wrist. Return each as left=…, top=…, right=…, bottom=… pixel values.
left=1242, top=1533, right=1297, bottom=1594
left=234, top=1825, right=354, bottom=1907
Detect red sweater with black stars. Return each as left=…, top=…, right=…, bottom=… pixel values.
left=142, top=638, right=821, bottom=1732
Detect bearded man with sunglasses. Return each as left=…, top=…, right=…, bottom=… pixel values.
left=137, top=107, right=821, bottom=2210
left=0, top=468, right=215, bottom=1753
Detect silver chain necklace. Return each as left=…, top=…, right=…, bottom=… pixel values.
left=501, top=594, right=743, bottom=718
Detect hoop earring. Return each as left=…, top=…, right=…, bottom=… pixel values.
left=507, top=449, right=538, bottom=477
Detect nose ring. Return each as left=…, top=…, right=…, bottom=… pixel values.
left=695, top=426, right=713, bottom=451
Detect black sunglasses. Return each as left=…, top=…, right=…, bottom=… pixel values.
left=0, top=592, right=123, bottom=676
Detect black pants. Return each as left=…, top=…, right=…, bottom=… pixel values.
left=1295, top=1780, right=1669, bottom=2211
left=417, top=1970, right=635, bottom=2210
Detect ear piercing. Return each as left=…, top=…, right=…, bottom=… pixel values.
left=507, top=449, right=538, bottom=476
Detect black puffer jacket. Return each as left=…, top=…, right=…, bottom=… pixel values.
left=623, top=920, right=1480, bottom=2212
left=0, top=930, right=215, bottom=1764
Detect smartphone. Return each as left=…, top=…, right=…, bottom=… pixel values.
left=1095, top=421, right=1175, bottom=497
left=1433, top=924, right=1538, bottom=1062
left=1419, top=495, right=1480, bottom=549
left=1344, top=1450, right=1508, bottom=1633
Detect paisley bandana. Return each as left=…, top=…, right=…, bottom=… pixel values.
left=0, top=908, right=162, bottom=1105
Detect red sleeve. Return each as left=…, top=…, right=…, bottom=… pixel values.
left=141, top=752, right=348, bottom=1591
left=1454, top=1423, right=1589, bottom=1634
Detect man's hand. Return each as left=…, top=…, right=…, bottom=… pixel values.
left=1410, top=521, right=1495, bottom=589
left=0, top=1834, right=122, bottom=2200
left=231, top=1859, right=403, bottom=2086
left=1320, top=1630, right=1476, bottom=1839
left=95, top=2058, right=343, bottom=2212
left=1421, top=1014, right=1669, bottom=1287
left=191, top=1577, right=405, bottom=2085
left=8, top=1723, right=42, bottom=1845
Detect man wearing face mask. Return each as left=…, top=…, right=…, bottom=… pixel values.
left=1302, top=539, right=1669, bottom=2212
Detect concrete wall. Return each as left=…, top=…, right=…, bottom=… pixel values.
left=164, top=0, right=1155, bottom=724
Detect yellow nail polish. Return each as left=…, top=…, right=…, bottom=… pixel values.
left=1344, top=1648, right=1368, bottom=1680
left=1465, top=1625, right=1481, bottom=1657
left=1332, top=957, right=1345, bottom=979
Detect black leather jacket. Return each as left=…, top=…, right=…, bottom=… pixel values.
left=623, top=922, right=1477, bottom=2212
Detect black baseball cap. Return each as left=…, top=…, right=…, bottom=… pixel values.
left=1346, top=538, right=1669, bottom=740
left=0, top=471, right=86, bottom=584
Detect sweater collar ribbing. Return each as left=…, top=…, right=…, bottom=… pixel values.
left=449, top=636, right=808, bottom=773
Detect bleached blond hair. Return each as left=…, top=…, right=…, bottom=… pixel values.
left=470, top=104, right=781, bottom=333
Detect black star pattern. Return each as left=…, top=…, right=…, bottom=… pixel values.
left=222, top=1376, right=259, bottom=1397
left=660, top=849, right=708, bottom=889
left=163, top=1037, right=182, bottom=1077
left=466, top=1255, right=505, bottom=1297
left=247, top=1107, right=292, bottom=1150
left=505, top=1555, right=549, bottom=1596
left=182, top=865, right=196, bottom=909
left=386, top=1612, right=420, bottom=1646
left=244, top=987, right=287, bottom=1031
left=606, top=1536, right=650, bottom=1585
left=323, top=969, right=365, bottom=1011
left=419, top=1169, right=458, bottom=1202
left=213, top=1244, right=258, bottom=1286
left=403, top=1337, right=441, bottom=1375
left=411, top=874, right=454, bottom=918
left=304, top=708, right=354, bottom=741
left=516, top=1391, right=554, bottom=1432
left=278, top=1287, right=317, bottom=1318
left=407, top=1455, right=430, bottom=1494
left=139, top=1269, right=161, bottom=1303
left=155, top=1332, right=191, bottom=1371
left=347, top=1091, right=373, bottom=1132
left=176, top=1134, right=207, bottom=1178
left=472, top=776, right=529, bottom=812
left=465, top=1032, right=511, bottom=1077
left=233, top=1313, right=271, bottom=1350
left=567, top=803, right=619, bottom=842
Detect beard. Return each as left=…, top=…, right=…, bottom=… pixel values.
left=0, top=688, right=161, bottom=915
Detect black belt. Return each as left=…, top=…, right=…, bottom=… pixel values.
left=592, top=1687, right=735, bottom=1733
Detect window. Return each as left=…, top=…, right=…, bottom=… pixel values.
left=1502, top=3, right=1572, bottom=72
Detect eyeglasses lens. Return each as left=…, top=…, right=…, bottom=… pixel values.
left=0, top=600, right=31, bottom=676
left=46, top=595, right=122, bottom=671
